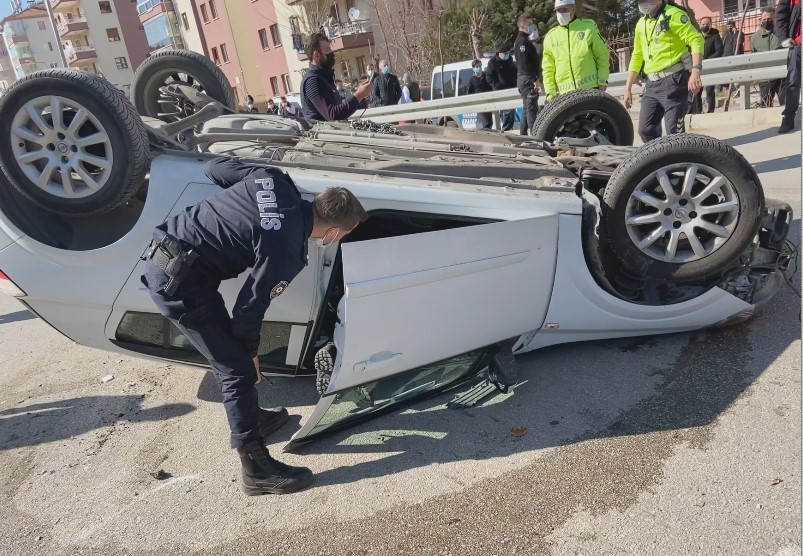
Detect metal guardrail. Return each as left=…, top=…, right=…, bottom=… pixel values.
left=354, top=50, right=790, bottom=124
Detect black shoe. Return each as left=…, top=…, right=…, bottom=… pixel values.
left=779, top=116, right=796, bottom=134
left=258, top=406, right=289, bottom=439
left=237, top=439, right=314, bottom=495
left=314, top=343, right=335, bottom=395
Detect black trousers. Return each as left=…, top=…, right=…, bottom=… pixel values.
left=142, top=260, right=261, bottom=449
left=476, top=112, right=493, bottom=129
left=500, top=109, right=516, bottom=131
left=783, top=45, right=801, bottom=119
left=759, top=79, right=786, bottom=107
left=517, top=77, right=539, bottom=135
left=690, top=85, right=717, bottom=113
left=638, top=70, right=690, bottom=143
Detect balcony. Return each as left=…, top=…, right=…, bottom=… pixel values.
left=66, top=45, right=97, bottom=64
left=326, top=20, right=373, bottom=52
left=137, top=0, right=175, bottom=22
left=50, top=0, right=80, bottom=8
left=4, top=30, right=28, bottom=46
left=148, top=36, right=185, bottom=54
left=58, top=18, right=89, bottom=37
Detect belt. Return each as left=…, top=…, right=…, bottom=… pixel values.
left=145, top=233, right=199, bottom=295
left=647, top=62, right=685, bottom=82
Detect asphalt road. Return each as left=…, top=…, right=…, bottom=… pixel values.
left=0, top=115, right=800, bottom=556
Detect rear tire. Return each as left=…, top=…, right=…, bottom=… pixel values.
left=602, top=134, right=764, bottom=281
left=131, top=49, right=236, bottom=122
left=531, top=89, right=634, bottom=145
left=0, top=70, right=149, bottom=217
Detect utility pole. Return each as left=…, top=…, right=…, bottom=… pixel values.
left=29, top=0, right=68, bottom=67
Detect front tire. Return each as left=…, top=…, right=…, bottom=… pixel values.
left=601, top=134, right=764, bottom=281
left=0, top=70, right=149, bottom=217
left=531, top=89, right=634, bottom=145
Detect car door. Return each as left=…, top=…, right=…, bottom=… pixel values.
left=107, top=181, right=320, bottom=373
left=285, top=215, right=559, bottom=449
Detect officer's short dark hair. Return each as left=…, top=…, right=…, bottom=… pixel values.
left=472, top=59, right=482, bottom=68
left=305, top=33, right=329, bottom=60
left=314, top=187, right=367, bottom=230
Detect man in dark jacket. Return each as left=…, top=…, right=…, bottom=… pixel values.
left=300, top=33, right=371, bottom=121
left=514, top=13, right=541, bottom=136
left=485, top=44, right=518, bottom=131
left=371, top=59, right=402, bottom=106
left=752, top=9, right=785, bottom=108
left=463, top=59, right=493, bottom=129
left=721, top=20, right=744, bottom=57
left=776, top=0, right=801, bottom=133
left=691, top=17, right=723, bottom=114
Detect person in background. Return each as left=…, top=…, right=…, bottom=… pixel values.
left=463, top=59, right=493, bottom=129
left=624, top=0, right=704, bottom=143
left=776, top=0, right=801, bottom=134
left=335, top=79, right=349, bottom=100
left=752, top=8, right=786, bottom=108
left=300, top=33, right=371, bottom=121
left=265, top=98, right=279, bottom=115
left=399, top=73, right=420, bottom=104
left=721, top=20, right=744, bottom=57
left=541, top=0, right=609, bottom=102
left=690, top=16, right=722, bottom=114
left=246, top=95, right=257, bottom=113
left=371, top=59, right=402, bottom=107
left=514, top=13, right=542, bottom=136
left=485, top=44, right=518, bottom=131
left=278, top=96, right=297, bottom=117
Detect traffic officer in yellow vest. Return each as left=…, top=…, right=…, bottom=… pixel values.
left=542, top=0, right=610, bottom=102
left=624, top=1, right=704, bottom=143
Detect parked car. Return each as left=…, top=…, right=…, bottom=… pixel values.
left=0, top=52, right=793, bottom=450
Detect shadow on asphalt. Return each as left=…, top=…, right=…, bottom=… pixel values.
left=723, top=126, right=782, bottom=147
left=0, top=396, right=195, bottom=451
left=752, top=155, right=802, bottom=174
left=0, top=310, right=36, bottom=325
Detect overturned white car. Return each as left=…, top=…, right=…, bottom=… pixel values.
left=0, top=51, right=793, bottom=449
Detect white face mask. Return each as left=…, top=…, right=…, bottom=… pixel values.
left=311, top=228, right=341, bottom=248
left=638, top=2, right=660, bottom=16
left=556, top=12, right=572, bottom=26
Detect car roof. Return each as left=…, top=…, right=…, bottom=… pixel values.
left=432, top=58, right=492, bottom=73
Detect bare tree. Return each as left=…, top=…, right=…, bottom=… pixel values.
left=468, top=5, right=488, bottom=60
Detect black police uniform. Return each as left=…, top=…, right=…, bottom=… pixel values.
left=514, top=30, right=541, bottom=136
left=142, top=157, right=313, bottom=448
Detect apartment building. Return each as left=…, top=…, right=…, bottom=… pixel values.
left=191, top=0, right=293, bottom=107
left=137, top=0, right=207, bottom=56
left=0, top=44, right=17, bottom=93
left=173, top=0, right=207, bottom=54
left=1, top=5, right=64, bottom=79
left=48, top=0, right=150, bottom=94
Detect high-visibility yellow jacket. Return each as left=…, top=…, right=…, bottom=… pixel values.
left=628, top=3, right=704, bottom=75
left=542, top=18, right=610, bottom=101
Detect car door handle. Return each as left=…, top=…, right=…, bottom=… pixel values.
left=353, top=352, right=402, bottom=372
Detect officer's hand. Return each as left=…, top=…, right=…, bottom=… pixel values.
left=599, top=84, right=608, bottom=93
left=688, top=69, right=703, bottom=94
left=253, top=356, right=262, bottom=384
left=534, top=80, right=542, bottom=91
left=624, top=89, right=633, bottom=110
left=354, top=80, right=372, bottom=102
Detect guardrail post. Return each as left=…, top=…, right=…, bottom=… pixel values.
left=741, top=82, right=750, bottom=110
left=492, top=112, right=501, bottom=130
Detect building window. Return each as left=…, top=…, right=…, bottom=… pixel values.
left=269, top=24, right=281, bottom=47
left=115, top=56, right=128, bottom=69
left=282, top=73, right=292, bottom=94
left=220, top=43, right=229, bottom=63
left=209, top=0, right=218, bottom=19
left=210, top=46, right=220, bottom=64
left=270, top=76, right=279, bottom=97
left=356, top=55, right=366, bottom=76
left=181, top=12, right=190, bottom=30
left=49, top=62, right=58, bottom=68
left=106, top=28, right=120, bottom=42
left=38, top=21, right=46, bottom=30
left=48, top=41, right=54, bottom=51
left=200, top=4, right=209, bottom=23
left=98, top=1, right=112, bottom=14
left=258, top=28, right=269, bottom=50
left=289, top=16, right=300, bottom=34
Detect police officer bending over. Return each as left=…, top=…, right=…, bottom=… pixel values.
left=142, top=157, right=367, bottom=495
left=624, top=0, right=704, bottom=143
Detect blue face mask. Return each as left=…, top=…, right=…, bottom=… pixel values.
left=501, top=53, right=510, bottom=61
left=527, top=24, right=536, bottom=34
left=473, top=66, right=482, bottom=75
left=382, top=65, right=390, bottom=74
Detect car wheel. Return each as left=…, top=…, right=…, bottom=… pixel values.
left=531, top=89, right=634, bottom=145
left=0, top=70, right=149, bottom=217
left=131, top=49, right=236, bottom=122
left=602, top=134, right=764, bottom=281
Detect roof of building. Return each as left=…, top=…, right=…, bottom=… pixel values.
left=1, top=5, right=48, bottom=25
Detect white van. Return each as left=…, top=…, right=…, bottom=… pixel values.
left=430, top=57, right=521, bottom=130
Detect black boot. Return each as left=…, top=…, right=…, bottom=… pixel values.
left=779, top=116, right=796, bottom=134
left=237, top=439, right=313, bottom=495
left=258, top=406, right=289, bottom=439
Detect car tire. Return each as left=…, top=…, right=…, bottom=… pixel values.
left=0, top=70, right=149, bottom=217
left=531, top=89, right=634, bottom=146
left=131, top=49, right=236, bottom=122
left=602, top=134, right=764, bottom=281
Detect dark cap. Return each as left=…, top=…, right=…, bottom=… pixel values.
left=495, top=44, right=511, bottom=53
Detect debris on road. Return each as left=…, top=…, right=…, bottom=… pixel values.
left=510, top=426, right=527, bottom=437
left=150, top=469, right=172, bottom=481
left=100, top=374, right=115, bottom=383
left=771, top=479, right=783, bottom=486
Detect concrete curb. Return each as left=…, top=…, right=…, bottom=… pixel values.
left=686, top=106, right=786, bottom=131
